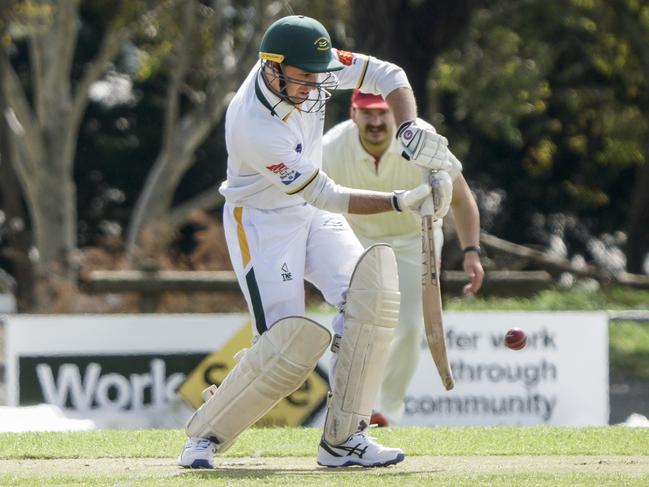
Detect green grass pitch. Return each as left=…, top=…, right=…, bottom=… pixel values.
left=1, top=427, right=648, bottom=486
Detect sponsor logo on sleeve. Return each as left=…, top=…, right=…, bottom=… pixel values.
left=336, top=49, right=354, bottom=66
left=266, top=163, right=302, bottom=185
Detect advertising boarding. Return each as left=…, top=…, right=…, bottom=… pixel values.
left=2, top=311, right=608, bottom=428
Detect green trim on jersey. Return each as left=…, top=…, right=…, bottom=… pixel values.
left=255, top=77, right=277, bottom=117
left=245, top=267, right=267, bottom=334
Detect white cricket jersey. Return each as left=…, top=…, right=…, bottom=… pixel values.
left=219, top=49, right=411, bottom=209
left=323, top=119, right=463, bottom=240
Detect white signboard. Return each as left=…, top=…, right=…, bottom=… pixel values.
left=3, top=311, right=608, bottom=428
left=0, top=294, right=16, bottom=312
left=401, top=312, right=609, bottom=426
left=4, top=314, right=245, bottom=428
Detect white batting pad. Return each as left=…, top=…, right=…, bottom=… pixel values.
left=185, top=316, right=331, bottom=453
left=323, top=244, right=400, bottom=445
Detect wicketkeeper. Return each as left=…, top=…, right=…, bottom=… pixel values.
left=178, top=15, right=452, bottom=469
left=323, top=91, right=484, bottom=424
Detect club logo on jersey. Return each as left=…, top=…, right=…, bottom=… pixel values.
left=336, top=49, right=354, bottom=66
left=314, top=37, right=330, bottom=51
left=281, top=262, right=293, bottom=282
left=266, top=163, right=301, bottom=185
left=322, top=216, right=345, bottom=229
left=295, top=143, right=303, bottom=153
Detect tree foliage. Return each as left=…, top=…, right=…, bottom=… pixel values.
left=348, top=0, right=481, bottom=118
left=431, top=0, right=649, bottom=271
left=124, top=0, right=282, bottom=262
left=0, top=0, right=159, bottom=294
left=2, top=0, right=649, bottom=312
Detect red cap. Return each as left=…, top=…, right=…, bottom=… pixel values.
left=351, top=89, right=389, bottom=109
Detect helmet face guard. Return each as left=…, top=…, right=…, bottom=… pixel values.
left=258, top=16, right=343, bottom=113
left=261, top=61, right=339, bottom=113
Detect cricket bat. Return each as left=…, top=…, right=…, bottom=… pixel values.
left=421, top=171, right=455, bottom=391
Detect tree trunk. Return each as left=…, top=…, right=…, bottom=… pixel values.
left=351, top=0, right=478, bottom=118
left=125, top=0, right=272, bottom=259
left=31, top=166, right=77, bottom=276
left=4, top=93, right=78, bottom=281
left=616, top=3, right=649, bottom=274
left=126, top=148, right=194, bottom=262
left=626, top=154, right=649, bottom=273
left=0, top=87, right=36, bottom=310
left=1, top=1, right=142, bottom=292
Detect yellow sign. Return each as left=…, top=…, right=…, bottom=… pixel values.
left=178, top=323, right=329, bottom=426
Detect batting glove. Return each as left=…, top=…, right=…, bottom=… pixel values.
left=392, top=183, right=431, bottom=213
left=397, top=120, right=451, bottom=171
left=429, top=170, right=453, bottom=220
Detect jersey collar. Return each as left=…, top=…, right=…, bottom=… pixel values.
left=255, top=70, right=296, bottom=122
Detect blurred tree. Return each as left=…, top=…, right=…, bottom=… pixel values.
left=0, top=0, right=283, bottom=302
left=348, top=0, right=482, bottom=118
left=0, top=0, right=161, bottom=294
left=609, top=0, right=649, bottom=273
left=0, top=0, right=34, bottom=303
left=0, top=51, right=34, bottom=310
left=431, top=0, right=649, bottom=273
left=125, top=0, right=283, bottom=262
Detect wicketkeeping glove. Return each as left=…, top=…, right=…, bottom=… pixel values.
left=397, top=119, right=452, bottom=171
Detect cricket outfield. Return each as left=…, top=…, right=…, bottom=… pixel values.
left=1, top=427, right=647, bottom=486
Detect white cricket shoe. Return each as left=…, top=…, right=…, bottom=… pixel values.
left=317, top=423, right=405, bottom=468
left=177, top=437, right=216, bottom=469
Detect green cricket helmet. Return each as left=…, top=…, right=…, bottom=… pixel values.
left=258, top=15, right=342, bottom=112
left=259, top=15, right=344, bottom=72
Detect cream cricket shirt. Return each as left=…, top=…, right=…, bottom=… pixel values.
left=219, top=50, right=411, bottom=209
left=323, top=120, right=463, bottom=240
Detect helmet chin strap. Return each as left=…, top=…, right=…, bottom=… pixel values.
left=262, top=62, right=295, bottom=106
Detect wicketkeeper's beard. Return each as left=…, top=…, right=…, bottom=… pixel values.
left=364, top=124, right=388, bottom=139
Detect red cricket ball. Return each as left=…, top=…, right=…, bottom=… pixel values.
left=504, top=328, right=527, bottom=350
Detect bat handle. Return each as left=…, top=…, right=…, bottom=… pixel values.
left=420, top=167, right=435, bottom=217
left=420, top=196, right=434, bottom=217
left=420, top=167, right=432, bottom=184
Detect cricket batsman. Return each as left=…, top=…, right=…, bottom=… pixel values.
left=177, top=15, right=453, bottom=469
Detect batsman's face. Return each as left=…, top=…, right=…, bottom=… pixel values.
left=272, top=64, right=319, bottom=105
left=352, top=108, right=395, bottom=147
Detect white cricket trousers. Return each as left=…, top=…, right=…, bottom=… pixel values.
left=223, top=202, right=363, bottom=339
left=356, top=222, right=443, bottom=424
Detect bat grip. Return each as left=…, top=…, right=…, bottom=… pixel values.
left=420, top=167, right=435, bottom=217
left=420, top=196, right=434, bottom=217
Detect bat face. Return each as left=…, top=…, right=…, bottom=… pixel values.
left=421, top=214, right=455, bottom=391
